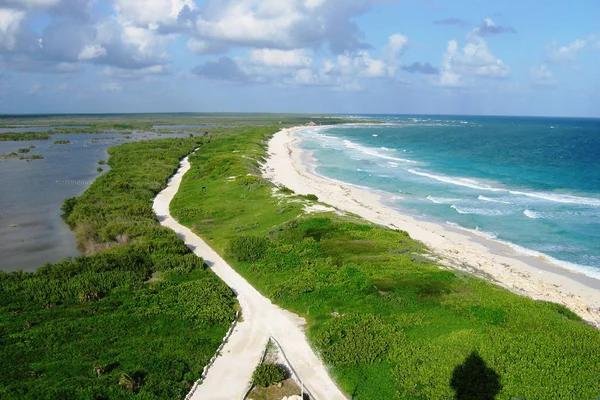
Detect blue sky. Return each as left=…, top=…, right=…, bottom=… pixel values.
left=0, top=0, right=598, bottom=116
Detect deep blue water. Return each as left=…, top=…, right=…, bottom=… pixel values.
left=299, top=115, right=600, bottom=278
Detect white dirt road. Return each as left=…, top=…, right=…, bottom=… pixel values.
left=153, top=154, right=347, bottom=400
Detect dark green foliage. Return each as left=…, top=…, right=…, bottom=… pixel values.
left=302, top=194, right=319, bottom=201
left=0, top=137, right=237, bottom=399
left=2, top=152, right=44, bottom=160
left=172, top=126, right=600, bottom=399
left=226, top=236, right=270, bottom=262
left=61, top=197, right=77, bottom=218
left=252, top=363, right=287, bottom=387
left=17, top=148, right=30, bottom=153
left=278, top=185, right=294, bottom=195
left=97, top=167, right=103, bottom=172
left=53, top=140, right=70, bottom=144
left=98, top=160, right=106, bottom=165
left=0, top=132, right=50, bottom=141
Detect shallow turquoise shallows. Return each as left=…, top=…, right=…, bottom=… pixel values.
left=299, top=115, right=600, bottom=278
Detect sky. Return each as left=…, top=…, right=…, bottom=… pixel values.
left=0, top=0, right=599, bottom=117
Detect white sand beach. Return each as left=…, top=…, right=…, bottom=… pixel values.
left=263, top=126, right=600, bottom=328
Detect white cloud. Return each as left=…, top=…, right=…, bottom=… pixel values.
left=194, top=32, right=417, bottom=91
left=113, top=0, right=195, bottom=26
left=546, top=39, right=586, bottom=64
left=250, top=48, right=312, bottom=68
left=437, top=35, right=509, bottom=87
left=0, top=8, right=26, bottom=51
left=383, top=34, right=408, bottom=61
left=530, top=63, right=557, bottom=86
left=78, top=44, right=106, bottom=60
left=183, top=0, right=384, bottom=54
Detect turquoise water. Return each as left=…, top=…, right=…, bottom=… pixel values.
left=299, top=115, right=600, bottom=278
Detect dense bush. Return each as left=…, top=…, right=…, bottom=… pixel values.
left=252, top=363, right=287, bottom=387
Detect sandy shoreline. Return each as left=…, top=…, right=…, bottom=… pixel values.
left=263, top=126, right=600, bottom=328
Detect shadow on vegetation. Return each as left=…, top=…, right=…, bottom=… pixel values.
left=450, top=351, right=501, bottom=400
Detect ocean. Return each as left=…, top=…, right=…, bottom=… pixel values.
left=298, top=115, right=600, bottom=279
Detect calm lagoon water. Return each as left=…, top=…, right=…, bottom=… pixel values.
left=0, top=131, right=187, bottom=272
left=300, top=115, right=600, bottom=279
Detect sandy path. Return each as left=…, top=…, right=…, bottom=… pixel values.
left=153, top=154, right=347, bottom=400
left=263, top=127, right=600, bottom=328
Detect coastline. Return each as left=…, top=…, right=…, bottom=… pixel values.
left=263, top=126, right=600, bottom=328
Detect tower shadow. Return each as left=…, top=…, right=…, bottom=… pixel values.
left=450, top=351, right=501, bottom=400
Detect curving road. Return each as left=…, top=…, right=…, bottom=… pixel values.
left=153, top=154, right=347, bottom=400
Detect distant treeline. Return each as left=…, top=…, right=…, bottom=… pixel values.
left=0, top=138, right=237, bottom=399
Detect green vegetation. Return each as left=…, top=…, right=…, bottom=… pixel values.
left=98, top=160, right=106, bottom=165
left=53, top=139, right=70, bottom=144
left=0, top=132, right=50, bottom=141
left=1, top=152, right=43, bottom=161
left=171, top=126, right=600, bottom=399
left=96, top=167, right=103, bottom=172
left=0, top=138, right=237, bottom=399
left=17, top=148, right=30, bottom=153
left=1, top=152, right=19, bottom=159
left=252, top=364, right=287, bottom=388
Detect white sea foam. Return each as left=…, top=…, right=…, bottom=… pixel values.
left=503, top=242, right=600, bottom=280
left=427, top=195, right=459, bottom=204
left=509, top=190, right=600, bottom=207
left=451, top=205, right=510, bottom=216
left=523, top=209, right=543, bottom=219
left=475, top=226, right=498, bottom=239
left=406, top=169, right=600, bottom=207
left=342, top=140, right=417, bottom=164
left=445, top=222, right=600, bottom=280
left=372, top=134, right=378, bottom=137
left=408, top=169, right=504, bottom=192
left=478, top=195, right=512, bottom=204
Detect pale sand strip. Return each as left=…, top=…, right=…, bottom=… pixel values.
left=263, top=127, right=600, bottom=328
left=153, top=154, right=347, bottom=400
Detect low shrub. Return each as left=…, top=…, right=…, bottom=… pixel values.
left=252, top=363, right=286, bottom=387
left=226, top=236, right=269, bottom=262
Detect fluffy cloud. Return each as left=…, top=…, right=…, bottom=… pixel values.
left=182, top=0, right=384, bottom=55
left=546, top=39, right=586, bottom=64
left=191, top=33, right=429, bottom=91
left=438, top=36, right=509, bottom=87
left=0, top=0, right=174, bottom=74
left=250, top=48, right=312, bottom=68
left=113, top=0, right=195, bottom=26
left=0, top=8, right=26, bottom=51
